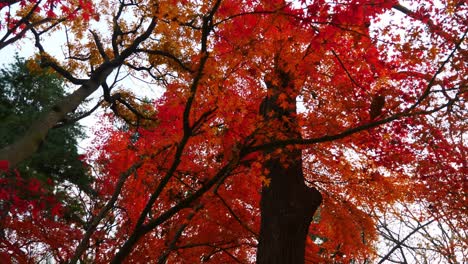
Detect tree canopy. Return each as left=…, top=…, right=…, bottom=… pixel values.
left=0, top=0, right=466, bottom=263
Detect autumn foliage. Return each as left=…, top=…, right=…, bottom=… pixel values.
left=0, top=0, right=467, bottom=263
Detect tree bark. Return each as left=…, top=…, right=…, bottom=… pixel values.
left=0, top=73, right=109, bottom=169
left=256, top=69, right=322, bottom=264
left=257, top=150, right=322, bottom=264
left=0, top=17, right=159, bottom=169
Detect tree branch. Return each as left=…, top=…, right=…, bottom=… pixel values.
left=69, top=161, right=144, bottom=264
left=378, top=220, right=435, bottom=264
left=246, top=29, right=467, bottom=154
left=0, top=17, right=159, bottom=169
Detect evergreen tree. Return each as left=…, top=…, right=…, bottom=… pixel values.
left=0, top=56, right=93, bottom=194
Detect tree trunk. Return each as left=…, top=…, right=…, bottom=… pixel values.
left=257, top=151, right=322, bottom=264
left=256, top=68, right=322, bottom=264
left=0, top=77, right=106, bottom=169
left=0, top=17, right=159, bottom=169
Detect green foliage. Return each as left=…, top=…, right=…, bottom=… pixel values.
left=0, top=56, right=93, bottom=193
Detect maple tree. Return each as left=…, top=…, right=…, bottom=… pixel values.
left=0, top=0, right=466, bottom=263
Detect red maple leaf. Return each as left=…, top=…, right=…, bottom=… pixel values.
left=0, top=160, right=9, bottom=172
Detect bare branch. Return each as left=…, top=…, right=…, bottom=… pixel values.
left=90, top=30, right=110, bottom=62
left=69, top=161, right=144, bottom=264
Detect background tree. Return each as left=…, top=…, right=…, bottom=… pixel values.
left=0, top=57, right=91, bottom=262
left=0, top=56, right=92, bottom=192
left=0, top=57, right=91, bottom=191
